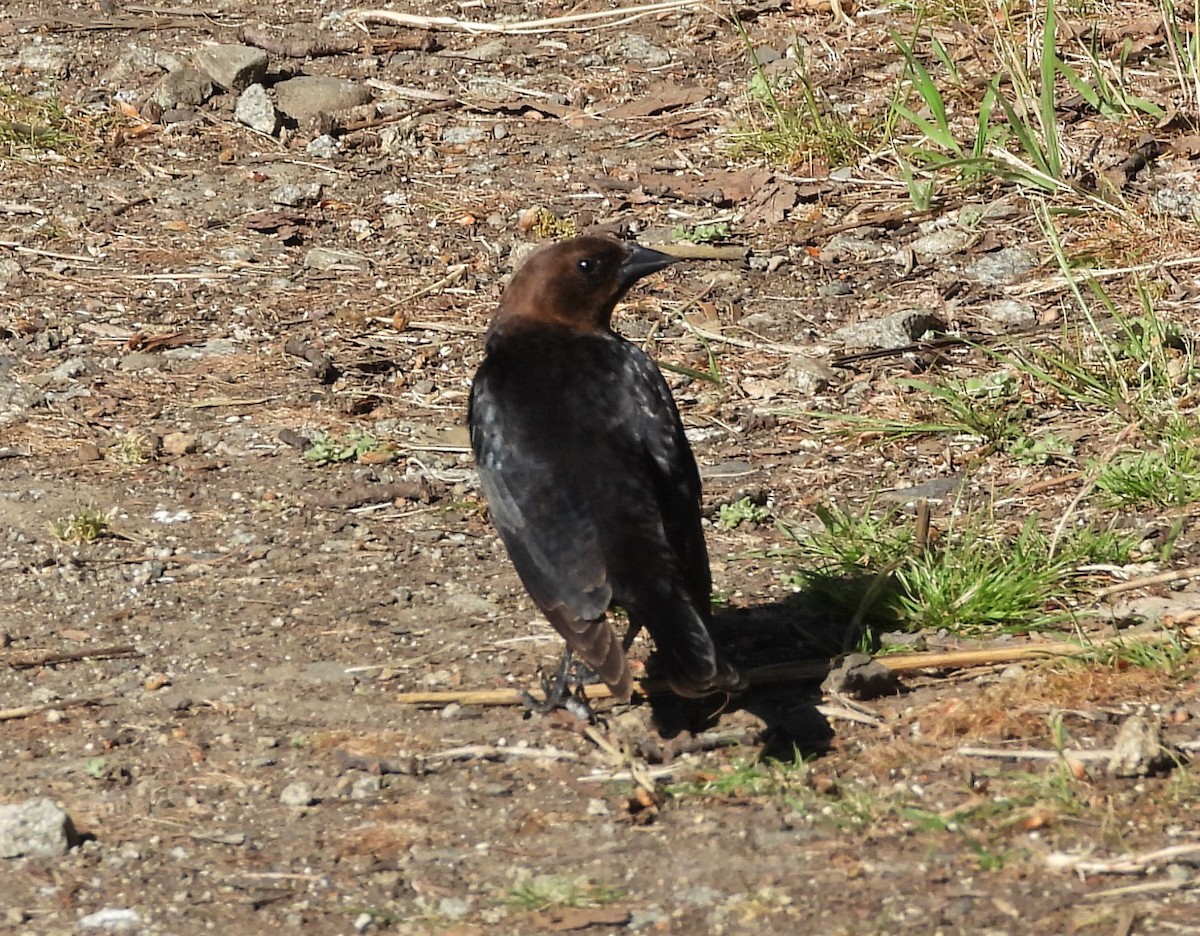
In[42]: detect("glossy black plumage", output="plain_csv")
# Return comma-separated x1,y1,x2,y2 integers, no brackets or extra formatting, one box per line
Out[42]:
468,236,743,700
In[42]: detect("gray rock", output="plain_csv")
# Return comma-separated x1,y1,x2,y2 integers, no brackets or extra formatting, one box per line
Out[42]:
1107,714,1172,778
0,797,78,858
235,84,279,135
823,232,891,261
833,310,941,350
446,592,498,616
305,134,341,158
350,775,383,799
304,247,371,271
149,67,213,109
160,107,198,125
964,246,1039,286
606,34,671,67
979,298,1036,326
274,76,373,123
821,653,900,700
118,353,169,372
910,227,972,258
442,126,487,145
438,897,470,921
0,257,23,280
1151,185,1200,222
818,280,853,298
102,45,166,84
0,378,46,413
629,907,670,930
786,356,836,395
465,38,508,62
77,908,141,932
193,44,268,92
271,183,323,207
279,781,317,807
10,44,72,77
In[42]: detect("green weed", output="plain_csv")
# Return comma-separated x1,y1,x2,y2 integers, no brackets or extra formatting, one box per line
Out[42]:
668,753,809,799
112,431,154,466
0,85,81,157
728,17,875,168
50,506,113,544
718,496,770,529
783,504,1137,636
504,876,622,912
672,221,731,244
305,429,389,466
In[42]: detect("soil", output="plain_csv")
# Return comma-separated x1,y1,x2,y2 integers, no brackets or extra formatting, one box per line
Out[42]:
1,2,1199,934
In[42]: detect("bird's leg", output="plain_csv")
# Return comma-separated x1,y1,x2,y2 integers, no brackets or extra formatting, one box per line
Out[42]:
521,647,598,722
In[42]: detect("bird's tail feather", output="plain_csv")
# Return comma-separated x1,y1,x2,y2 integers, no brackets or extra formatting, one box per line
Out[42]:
544,606,633,701
632,595,746,698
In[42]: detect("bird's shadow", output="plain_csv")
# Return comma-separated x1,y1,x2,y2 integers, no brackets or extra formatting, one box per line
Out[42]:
641,572,907,761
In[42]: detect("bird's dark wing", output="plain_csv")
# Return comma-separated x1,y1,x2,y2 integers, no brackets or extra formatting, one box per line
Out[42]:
468,352,631,696
604,343,745,696
619,345,711,609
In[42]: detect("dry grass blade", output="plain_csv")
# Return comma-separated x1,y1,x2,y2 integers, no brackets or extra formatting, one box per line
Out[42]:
352,1,703,35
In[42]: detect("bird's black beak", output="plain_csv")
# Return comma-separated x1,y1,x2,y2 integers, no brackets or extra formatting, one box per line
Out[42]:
617,243,678,288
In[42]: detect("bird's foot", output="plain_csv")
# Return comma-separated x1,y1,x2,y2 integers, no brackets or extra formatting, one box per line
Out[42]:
521,652,598,722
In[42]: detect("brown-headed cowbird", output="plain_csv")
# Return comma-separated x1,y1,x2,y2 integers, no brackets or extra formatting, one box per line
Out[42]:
468,236,744,701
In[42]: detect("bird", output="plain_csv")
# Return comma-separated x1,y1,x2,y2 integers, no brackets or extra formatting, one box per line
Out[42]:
468,235,745,703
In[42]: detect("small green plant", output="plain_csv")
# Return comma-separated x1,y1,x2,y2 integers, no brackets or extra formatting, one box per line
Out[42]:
898,372,1030,446
1010,431,1074,466
0,84,81,157
785,502,913,575
784,505,1138,636
1094,444,1200,508
727,16,873,167
50,506,112,544
672,221,731,244
717,496,770,529
112,431,154,466
305,429,386,466
668,753,809,799
529,209,577,240
504,876,622,912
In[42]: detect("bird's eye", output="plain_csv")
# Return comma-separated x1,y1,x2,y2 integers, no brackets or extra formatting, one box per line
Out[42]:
576,257,600,276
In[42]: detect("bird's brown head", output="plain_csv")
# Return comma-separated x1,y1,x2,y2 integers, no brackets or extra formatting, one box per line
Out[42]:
492,236,677,334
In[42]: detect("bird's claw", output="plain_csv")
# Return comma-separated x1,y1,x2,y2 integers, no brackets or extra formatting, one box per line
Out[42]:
520,657,598,722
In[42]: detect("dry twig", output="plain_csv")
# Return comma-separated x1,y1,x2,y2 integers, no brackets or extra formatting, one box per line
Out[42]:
5,644,141,669
0,696,106,722
1047,843,1200,876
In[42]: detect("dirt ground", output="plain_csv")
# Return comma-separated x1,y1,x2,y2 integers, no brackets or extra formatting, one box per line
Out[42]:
1,1,1199,934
